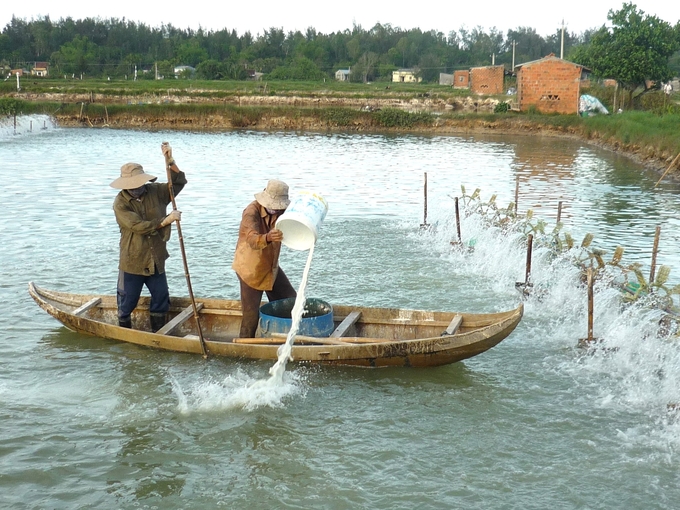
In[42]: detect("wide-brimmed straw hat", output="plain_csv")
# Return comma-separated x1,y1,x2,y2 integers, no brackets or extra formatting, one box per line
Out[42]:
255,179,290,210
110,163,157,190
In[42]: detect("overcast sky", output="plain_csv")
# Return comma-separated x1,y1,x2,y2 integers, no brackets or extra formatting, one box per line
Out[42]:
1,1,678,38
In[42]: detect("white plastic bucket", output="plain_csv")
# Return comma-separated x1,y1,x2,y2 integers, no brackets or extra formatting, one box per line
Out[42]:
276,191,328,250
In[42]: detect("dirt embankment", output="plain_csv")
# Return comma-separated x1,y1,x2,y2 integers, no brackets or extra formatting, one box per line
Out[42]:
27,91,677,175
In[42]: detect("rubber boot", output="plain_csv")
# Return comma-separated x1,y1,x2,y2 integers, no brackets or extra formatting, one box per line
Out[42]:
119,317,132,329
150,313,167,333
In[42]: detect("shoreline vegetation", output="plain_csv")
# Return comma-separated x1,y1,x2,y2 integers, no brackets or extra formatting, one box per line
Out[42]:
3,79,680,178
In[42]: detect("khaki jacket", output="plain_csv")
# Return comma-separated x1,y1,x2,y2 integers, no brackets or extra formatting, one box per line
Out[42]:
232,201,282,291
113,171,186,275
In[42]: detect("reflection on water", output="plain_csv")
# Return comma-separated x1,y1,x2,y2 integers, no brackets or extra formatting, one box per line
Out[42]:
2,120,680,508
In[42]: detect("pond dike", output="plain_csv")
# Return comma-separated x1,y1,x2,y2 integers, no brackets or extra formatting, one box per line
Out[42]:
24,91,677,176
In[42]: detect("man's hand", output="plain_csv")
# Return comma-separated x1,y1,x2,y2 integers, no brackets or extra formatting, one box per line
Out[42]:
266,229,283,242
161,142,173,159
161,210,181,227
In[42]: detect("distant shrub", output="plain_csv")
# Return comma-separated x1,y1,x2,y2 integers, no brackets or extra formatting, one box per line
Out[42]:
321,108,360,126
0,97,26,115
494,101,509,113
373,108,434,128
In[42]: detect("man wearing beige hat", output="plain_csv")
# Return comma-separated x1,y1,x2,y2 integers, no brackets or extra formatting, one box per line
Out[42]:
232,179,297,338
110,143,186,332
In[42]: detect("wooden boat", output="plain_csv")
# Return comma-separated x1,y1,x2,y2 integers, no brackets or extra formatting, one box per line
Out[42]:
28,282,523,368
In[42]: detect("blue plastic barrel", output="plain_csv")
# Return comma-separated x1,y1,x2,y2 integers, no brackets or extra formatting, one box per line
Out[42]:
257,297,334,338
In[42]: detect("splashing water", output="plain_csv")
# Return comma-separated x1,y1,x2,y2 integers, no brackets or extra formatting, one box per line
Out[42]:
0,114,57,140
421,195,680,441
170,368,307,414
175,244,317,413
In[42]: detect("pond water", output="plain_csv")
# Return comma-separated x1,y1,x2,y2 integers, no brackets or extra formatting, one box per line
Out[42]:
2,116,680,509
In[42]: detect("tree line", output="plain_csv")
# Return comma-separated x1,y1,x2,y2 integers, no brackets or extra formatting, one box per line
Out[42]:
1,3,678,87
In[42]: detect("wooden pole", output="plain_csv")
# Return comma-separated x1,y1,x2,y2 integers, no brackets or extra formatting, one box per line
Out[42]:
587,268,594,341
654,152,680,187
556,201,563,224
514,176,519,215
162,142,208,358
455,197,461,243
421,172,428,228
577,267,597,347
649,225,661,283
515,234,533,296
524,233,533,285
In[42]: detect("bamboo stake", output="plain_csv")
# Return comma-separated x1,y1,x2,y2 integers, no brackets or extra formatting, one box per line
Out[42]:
578,267,598,347
649,225,661,283
557,201,563,224
654,152,680,187
162,142,208,359
515,233,533,296
455,197,462,243
420,172,429,228
450,196,463,247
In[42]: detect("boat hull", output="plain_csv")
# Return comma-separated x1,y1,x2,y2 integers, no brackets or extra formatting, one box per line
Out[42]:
28,282,523,368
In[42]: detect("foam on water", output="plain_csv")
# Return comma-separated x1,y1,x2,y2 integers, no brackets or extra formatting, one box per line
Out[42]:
170,368,307,414
423,198,680,453
170,245,317,413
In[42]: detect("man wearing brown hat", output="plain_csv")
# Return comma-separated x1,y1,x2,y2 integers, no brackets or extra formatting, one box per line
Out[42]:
110,143,186,332
232,179,297,338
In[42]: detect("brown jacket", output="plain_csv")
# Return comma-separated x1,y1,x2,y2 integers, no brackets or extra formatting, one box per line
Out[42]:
113,171,186,275
232,201,282,290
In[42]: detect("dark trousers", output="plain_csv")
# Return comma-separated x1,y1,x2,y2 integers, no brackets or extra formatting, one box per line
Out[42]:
238,268,296,338
117,269,170,320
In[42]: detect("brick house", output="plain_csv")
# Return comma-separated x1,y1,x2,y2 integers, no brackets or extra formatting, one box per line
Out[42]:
470,65,504,95
515,54,587,114
453,70,470,89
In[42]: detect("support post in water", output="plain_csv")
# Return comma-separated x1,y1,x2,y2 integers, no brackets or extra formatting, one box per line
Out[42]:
649,225,661,283
514,176,519,215
450,197,465,248
557,200,563,225
420,172,429,229
578,267,599,347
515,233,533,297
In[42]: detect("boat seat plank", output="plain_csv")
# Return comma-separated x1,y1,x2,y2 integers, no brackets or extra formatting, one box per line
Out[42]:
157,303,203,336
73,297,101,316
442,314,463,336
330,311,362,338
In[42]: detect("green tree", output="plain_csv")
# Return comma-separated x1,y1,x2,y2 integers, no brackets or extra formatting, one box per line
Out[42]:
176,39,209,67
51,35,99,76
571,3,680,93
268,56,326,80
196,59,224,79
352,51,378,82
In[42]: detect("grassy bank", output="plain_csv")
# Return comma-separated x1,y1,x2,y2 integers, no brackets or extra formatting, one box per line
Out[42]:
2,79,680,172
